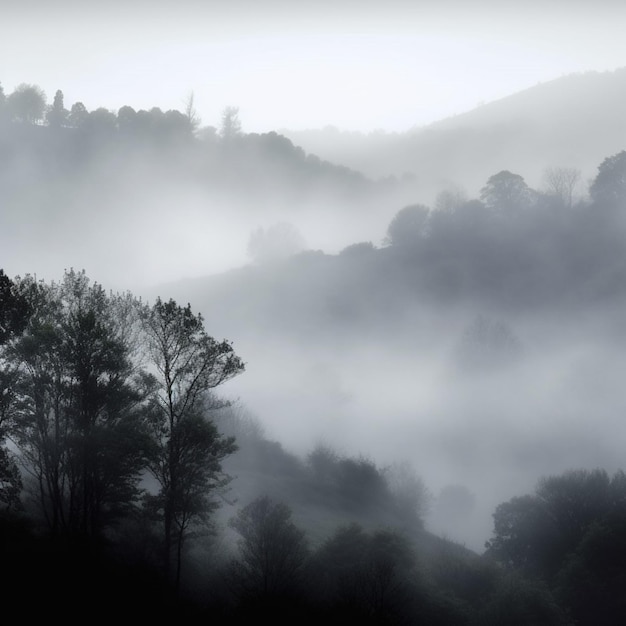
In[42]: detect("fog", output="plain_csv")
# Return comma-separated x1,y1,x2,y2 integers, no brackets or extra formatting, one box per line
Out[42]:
5,124,626,552
167,288,623,552
5,3,626,564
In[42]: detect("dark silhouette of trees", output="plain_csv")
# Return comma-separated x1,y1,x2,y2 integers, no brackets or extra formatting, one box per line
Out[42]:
141,297,244,590
68,101,88,129
476,574,567,626
0,270,31,345
309,523,418,623
46,90,68,128
590,150,626,206
0,270,31,510
385,204,430,246
228,496,309,601
487,469,626,580
486,469,626,624
480,170,534,210
555,510,626,626
6,270,151,536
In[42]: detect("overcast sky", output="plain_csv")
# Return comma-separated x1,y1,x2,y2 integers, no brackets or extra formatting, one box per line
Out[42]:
3,1,626,133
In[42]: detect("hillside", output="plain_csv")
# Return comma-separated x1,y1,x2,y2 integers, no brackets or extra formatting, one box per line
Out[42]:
282,68,626,201
0,107,415,292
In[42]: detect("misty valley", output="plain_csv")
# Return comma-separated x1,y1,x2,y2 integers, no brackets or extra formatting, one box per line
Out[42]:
3,74,626,624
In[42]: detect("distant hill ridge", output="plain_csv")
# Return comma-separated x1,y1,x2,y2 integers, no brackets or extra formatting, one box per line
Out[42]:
282,68,626,199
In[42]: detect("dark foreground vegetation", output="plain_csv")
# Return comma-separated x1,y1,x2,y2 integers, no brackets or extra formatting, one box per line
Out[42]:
3,80,626,624
2,268,626,625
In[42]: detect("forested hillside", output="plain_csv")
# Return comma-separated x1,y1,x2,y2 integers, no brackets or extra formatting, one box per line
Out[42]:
283,68,626,201
0,82,416,291
3,76,626,624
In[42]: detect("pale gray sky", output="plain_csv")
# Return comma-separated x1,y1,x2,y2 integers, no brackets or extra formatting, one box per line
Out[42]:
2,0,626,132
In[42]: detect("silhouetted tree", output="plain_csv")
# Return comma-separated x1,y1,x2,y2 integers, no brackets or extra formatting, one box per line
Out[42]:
46,90,68,128
0,270,31,345
116,105,137,135
590,150,626,206
67,101,89,129
0,270,31,510
8,270,151,536
86,107,117,137
6,83,46,124
555,510,626,626
480,170,534,211
310,523,417,622
385,204,430,246
486,468,626,583
228,496,309,601
476,573,567,626
434,185,468,212
385,460,432,526
141,297,244,590
183,91,201,133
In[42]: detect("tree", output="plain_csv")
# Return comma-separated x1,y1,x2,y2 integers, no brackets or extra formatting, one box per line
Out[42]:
247,222,306,264
182,91,201,133
477,574,567,626
85,107,117,136
46,89,68,128
6,83,46,124
542,166,581,209
141,297,244,589
0,271,31,511
310,523,417,622
0,270,31,346
220,105,242,140
228,496,309,601
555,511,626,626
480,170,534,211
485,495,559,575
590,151,626,206
385,461,433,526
385,204,430,246
68,102,89,129
8,270,151,536
434,185,468,213
486,468,626,581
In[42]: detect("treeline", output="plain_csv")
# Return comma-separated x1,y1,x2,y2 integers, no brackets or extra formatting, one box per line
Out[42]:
217,467,626,625
189,149,626,345
0,81,398,207
377,157,626,310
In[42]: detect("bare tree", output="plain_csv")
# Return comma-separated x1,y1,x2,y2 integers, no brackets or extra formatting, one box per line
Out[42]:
182,91,201,133
228,496,309,600
542,166,581,208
